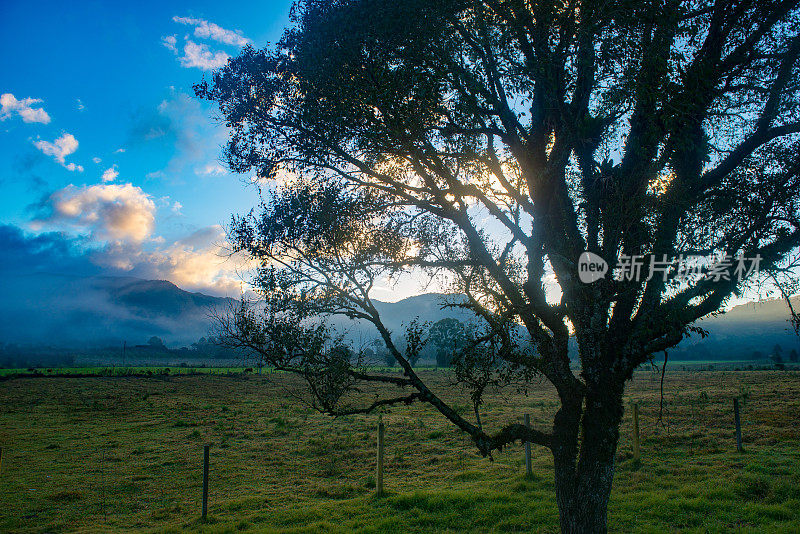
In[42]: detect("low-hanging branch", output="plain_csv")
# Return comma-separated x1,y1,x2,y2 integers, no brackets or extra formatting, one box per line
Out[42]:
199,1,800,530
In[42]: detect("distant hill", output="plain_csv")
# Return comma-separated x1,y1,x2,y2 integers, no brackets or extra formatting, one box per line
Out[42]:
98,277,228,318
327,293,477,346
0,273,797,359
0,274,236,347
333,293,800,360
673,296,800,360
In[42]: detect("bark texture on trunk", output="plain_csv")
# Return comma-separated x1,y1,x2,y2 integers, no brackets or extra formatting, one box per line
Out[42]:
553,386,624,534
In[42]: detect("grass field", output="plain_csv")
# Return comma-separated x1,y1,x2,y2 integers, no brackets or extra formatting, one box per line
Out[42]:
0,367,255,378
1,369,799,532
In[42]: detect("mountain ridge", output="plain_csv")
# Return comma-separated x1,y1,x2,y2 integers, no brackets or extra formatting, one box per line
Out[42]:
0,274,797,359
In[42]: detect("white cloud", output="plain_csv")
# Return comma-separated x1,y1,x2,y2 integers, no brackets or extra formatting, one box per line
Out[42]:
155,196,184,216
172,16,250,47
26,179,246,296
151,226,248,295
93,225,249,296
33,133,83,171
37,183,156,242
101,166,119,182
114,148,126,153
75,99,85,111
196,161,227,176
162,17,246,71
152,91,225,174
1,93,51,124
162,34,178,53
136,90,230,181
34,133,78,163
179,40,229,70
92,157,102,164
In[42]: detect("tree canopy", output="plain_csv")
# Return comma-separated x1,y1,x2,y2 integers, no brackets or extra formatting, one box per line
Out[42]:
429,318,468,367
199,0,800,530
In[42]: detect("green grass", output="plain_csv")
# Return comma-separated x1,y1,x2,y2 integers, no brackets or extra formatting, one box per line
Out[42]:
0,365,422,378
0,366,265,378
1,370,799,532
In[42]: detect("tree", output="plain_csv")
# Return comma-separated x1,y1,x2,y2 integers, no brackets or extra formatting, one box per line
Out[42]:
199,1,800,531
365,338,394,367
148,336,166,349
790,348,799,362
772,343,784,363
429,318,468,367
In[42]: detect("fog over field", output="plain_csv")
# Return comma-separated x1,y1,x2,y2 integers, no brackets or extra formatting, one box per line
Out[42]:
1,268,798,361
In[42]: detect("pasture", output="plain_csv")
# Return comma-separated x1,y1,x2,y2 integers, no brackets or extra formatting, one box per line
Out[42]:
1,369,799,532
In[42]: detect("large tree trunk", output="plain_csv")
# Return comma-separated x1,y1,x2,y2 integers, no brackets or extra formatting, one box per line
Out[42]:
552,386,624,533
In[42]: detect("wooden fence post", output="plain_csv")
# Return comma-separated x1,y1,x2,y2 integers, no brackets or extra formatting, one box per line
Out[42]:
632,403,640,462
524,414,532,478
202,445,210,519
376,415,385,496
733,398,743,452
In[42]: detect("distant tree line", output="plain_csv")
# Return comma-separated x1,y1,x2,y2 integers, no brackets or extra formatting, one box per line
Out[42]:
0,335,245,368
768,344,799,365
360,318,472,368
0,343,76,369
3,328,797,369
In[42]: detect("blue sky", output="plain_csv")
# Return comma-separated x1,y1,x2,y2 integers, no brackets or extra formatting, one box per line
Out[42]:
0,0,295,296
1,1,776,307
